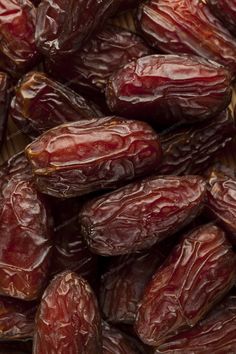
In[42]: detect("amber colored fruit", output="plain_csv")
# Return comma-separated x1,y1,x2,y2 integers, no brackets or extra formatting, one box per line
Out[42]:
35,0,125,58
0,0,39,77
159,109,235,175
135,224,236,346
45,25,152,94
80,175,206,256
137,0,236,75
10,71,103,139
206,0,236,36
25,117,162,198
106,54,232,126
0,72,10,148
152,292,236,353
33,271,102,354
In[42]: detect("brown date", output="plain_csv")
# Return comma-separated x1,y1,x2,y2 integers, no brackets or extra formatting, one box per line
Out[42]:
159,109,235,175
153,292,236,353
137,0,236,75
45,25,152,94
35,0,125,58
33,271,102,354
0,0,39,77
0,72,10,148
10,71,103,139
0,152,32,187
135,224,236,346
206,0,236,36
25,117,162,198
105,55,231,126
80,175,206,256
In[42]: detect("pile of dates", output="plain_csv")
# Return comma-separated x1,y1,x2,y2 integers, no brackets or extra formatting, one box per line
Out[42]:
1,0,236,353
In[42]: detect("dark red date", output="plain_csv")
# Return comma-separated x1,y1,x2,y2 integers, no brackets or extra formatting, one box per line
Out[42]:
105,55,232,126
137,0,236,75
80,175,206,255
206,0,236,36
10,71,103,139
0,72,10,148
33,271,102,354
25,117,162,198
135,224,236,346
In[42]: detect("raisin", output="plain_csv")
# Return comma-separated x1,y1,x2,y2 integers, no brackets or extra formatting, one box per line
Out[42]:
206,0,236,36
0,0,39,77
45,25,152,94
159,109,235,175
135,224,236,346
25,117,162,198
137,0,236,75
79,175,206,256
33,271,102,354
153,292,236,353
35,0,126,58
10,71,103,139
105,54,232,126
0,72,10,148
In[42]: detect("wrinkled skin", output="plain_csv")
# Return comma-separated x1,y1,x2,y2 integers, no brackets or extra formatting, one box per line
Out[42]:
25,117,162,198
0,0,39,77
45,25,152,94
35,0,125,57
135,224,236,346
152,292,236,353
0,72,10,148
207,0,236,36
10,71,103,139
0,152,31,186
0,296,36,340
159,110,235,175
106,55,232,126
80,175,206,255
137,0,236,75
33,271,102,354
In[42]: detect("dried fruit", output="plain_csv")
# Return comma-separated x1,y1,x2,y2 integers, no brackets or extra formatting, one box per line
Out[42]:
80,175,206,256
0,72,10,148
33,271,102,354
0,152,32,187
159,109,235,175
10,71,103,139
0,0,39,77
153,292,236,353
25,117,162,198
35,0,125,57
106,55,232,126
137,0,236,75
206,0,236,36
45,25,152,94
135,224,236,346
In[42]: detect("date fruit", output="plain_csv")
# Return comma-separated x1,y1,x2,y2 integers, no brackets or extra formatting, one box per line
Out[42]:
10,72,103,139
0,0,39,77
33,271,102,354
80,175,206,256
46,25,152,94
159,109,235,175
0,152,32,187
137,0,236,75
135,224,236,346
0,72,10,148
36,0,125,57
106,55,231,126
206,0,236,36
25,117,162,198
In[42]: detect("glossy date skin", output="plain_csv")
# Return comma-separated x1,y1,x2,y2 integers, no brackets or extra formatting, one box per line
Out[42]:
10,72,103,139
36,0,125,58
25,117,162,198
105,55,232,126
0,72,10,148
159,109,235,175
33,271,102,354
135,224,236,346
206,0,236,36
80,175,206,256
137,0,236,75
0,0,39,77
45,25,152,94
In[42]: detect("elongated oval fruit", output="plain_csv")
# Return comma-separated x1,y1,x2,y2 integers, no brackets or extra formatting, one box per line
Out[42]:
25,117,162,198
152,292,236,353
105,55,231,126
10,72,103,139
206,0,236,36
137,0,236,75
0,72,10,149
33,271,102,354
80,175,206,256
135,224,236,346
